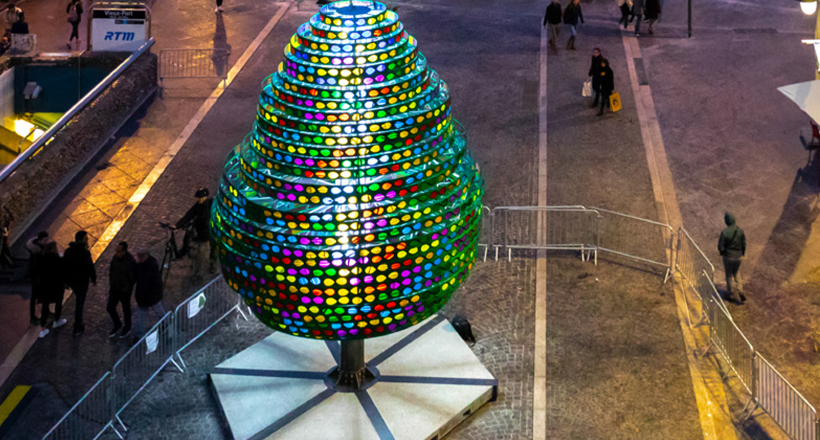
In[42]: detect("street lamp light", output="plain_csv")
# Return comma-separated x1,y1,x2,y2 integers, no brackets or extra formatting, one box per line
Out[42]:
798,0,820,78
800,0,818,15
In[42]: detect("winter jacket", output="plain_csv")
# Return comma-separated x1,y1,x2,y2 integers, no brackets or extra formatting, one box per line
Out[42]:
25,237,44,278
135,255,163,308
543,2,562,25
644,0,661,19
10,20,27,34
632,0,645,15
177,198,213,243
597,63,615,94
718,213,746,259
36,251,64,304
66,2,83,23
110,252,137,296
563,3,584,26
589,54,604,86
4,6,20,27
63,241,96,288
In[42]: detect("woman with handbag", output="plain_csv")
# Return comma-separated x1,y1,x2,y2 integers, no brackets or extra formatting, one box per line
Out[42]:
596,59,615,116
66,0,83,50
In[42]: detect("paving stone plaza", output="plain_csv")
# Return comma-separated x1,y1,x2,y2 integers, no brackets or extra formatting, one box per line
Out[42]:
2,0,820,439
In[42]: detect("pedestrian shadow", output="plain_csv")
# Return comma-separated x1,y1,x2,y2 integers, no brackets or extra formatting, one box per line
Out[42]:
212,13,231,80
748,164,820,294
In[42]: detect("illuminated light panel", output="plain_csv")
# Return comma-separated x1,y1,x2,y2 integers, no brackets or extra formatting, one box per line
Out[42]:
211,0,484,340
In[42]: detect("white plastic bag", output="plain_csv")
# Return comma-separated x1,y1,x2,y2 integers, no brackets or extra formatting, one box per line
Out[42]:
582,79,593,98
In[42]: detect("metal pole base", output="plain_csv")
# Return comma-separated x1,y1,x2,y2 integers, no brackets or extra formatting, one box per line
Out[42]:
326,339,378,392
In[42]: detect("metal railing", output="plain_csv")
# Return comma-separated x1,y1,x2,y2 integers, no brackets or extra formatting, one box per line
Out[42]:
0,38,155,187
492,206,599,262
43,275,243,440
158,48,229,86
592,207,674,282
41,373,113,440
675,227,715,297
753,355,818,440
109,313,180,435
173,277,243,370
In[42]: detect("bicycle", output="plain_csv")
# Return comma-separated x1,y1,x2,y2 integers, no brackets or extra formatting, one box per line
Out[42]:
158,222,192,285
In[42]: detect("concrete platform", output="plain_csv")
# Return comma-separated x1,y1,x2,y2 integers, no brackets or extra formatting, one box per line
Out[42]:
210,315,497,440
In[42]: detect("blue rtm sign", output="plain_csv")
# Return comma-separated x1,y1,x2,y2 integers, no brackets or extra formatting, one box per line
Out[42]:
104,31,135,41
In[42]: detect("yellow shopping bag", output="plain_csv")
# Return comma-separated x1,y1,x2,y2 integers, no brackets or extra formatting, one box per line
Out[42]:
609,91,622,113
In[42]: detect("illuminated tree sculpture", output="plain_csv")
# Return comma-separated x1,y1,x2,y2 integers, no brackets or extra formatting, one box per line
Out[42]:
211,1,483,357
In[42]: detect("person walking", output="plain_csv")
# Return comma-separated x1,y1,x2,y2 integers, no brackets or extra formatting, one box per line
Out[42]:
63,230,96,336
588,48,604,108
107,242,136,339
718,212,746,303
562,0,584,50
10,11,27,35
25,231,49,325
644,0,661,34
215,0,224,13
66,0,83,49
596,59,614,116
176,187,216,279
543,0,562,55
0,207,14,268
632,0,645,36
37,242,66,339
134,249,166,338
4,2,21,34
617,0,632,29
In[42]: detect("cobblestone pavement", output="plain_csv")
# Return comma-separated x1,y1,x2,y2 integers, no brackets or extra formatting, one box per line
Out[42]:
2,1,544,439
0,0,286,367
640,0,820,410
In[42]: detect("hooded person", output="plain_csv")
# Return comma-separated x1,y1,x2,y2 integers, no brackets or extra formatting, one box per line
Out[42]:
718,212,746,303
107,241,137,338
36,241,66,338
25,231,48,325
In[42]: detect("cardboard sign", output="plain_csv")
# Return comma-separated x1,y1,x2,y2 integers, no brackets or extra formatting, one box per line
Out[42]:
145,330,159,355
188,293,207,319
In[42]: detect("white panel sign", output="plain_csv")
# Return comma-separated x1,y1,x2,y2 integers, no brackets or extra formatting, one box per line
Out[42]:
91,8,148,52
188,293,207,319
145,330,159,354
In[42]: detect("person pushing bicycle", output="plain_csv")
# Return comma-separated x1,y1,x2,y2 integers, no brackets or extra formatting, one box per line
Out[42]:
175,187,216,279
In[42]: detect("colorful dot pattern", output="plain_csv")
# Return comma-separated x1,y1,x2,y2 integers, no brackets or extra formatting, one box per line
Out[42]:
211,0,484,340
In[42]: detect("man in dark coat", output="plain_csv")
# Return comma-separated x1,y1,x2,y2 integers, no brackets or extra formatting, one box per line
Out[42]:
37,242,66,338
176,187,215,279
107,242,136,338
718,212,746,303
62,230,96,336
25,230,48,325
596,59,615,116
562,0,584,50
543,0,562,55
134,249,166,337
588,48,603,108
632,0,645,36
644,0,661,34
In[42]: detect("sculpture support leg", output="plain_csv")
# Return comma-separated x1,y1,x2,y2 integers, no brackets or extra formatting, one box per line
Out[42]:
328,340,376,392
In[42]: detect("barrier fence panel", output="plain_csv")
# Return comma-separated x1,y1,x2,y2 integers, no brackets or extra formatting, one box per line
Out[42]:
700,276,754,395
755,355,818,440
174,275,241,369
42,373,113,440
110,313,178,430
158,49,230,84
492,206,598,262
478,205,492,261
591,207,674,282
675,227,715,312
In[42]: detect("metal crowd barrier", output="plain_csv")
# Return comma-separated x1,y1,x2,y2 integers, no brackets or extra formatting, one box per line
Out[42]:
753,355,818,440
700,275,753,395
591,207,674,282
492,206,599,262
174,276,243,370
109,313,179,436
675,227,715,297
478,205,492,262
41,373,113,440
158,48,230,86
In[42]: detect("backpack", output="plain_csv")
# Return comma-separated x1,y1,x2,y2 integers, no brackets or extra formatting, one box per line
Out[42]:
67,4,78,23
451,315,476,346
